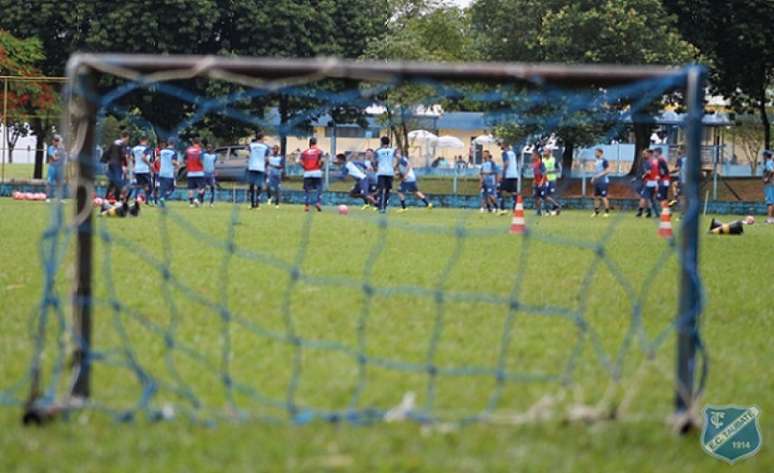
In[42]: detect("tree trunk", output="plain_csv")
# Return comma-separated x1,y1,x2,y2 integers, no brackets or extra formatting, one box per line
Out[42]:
31,118,45,179
561,140,574,178
759,96,770,151
629,122,653,176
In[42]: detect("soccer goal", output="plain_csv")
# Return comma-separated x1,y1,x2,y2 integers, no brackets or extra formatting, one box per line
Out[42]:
17,54,706,430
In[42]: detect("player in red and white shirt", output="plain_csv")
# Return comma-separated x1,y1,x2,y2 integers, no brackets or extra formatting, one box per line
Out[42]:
298,137,325,212
185,137,205,207
636,148,659,218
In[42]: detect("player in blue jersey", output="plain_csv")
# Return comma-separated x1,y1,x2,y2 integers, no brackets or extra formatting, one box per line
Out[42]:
130,135,153,203
498,143,520,215
247,131,269,209
479,150,499,213
337,153,377,208
267,144,284,208
202,142,218,207
375,136,396,213
590,148,611,217
157,139,178,207
396,149,432,213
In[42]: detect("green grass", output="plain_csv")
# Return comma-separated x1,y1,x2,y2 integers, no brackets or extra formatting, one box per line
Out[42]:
0,200,771,472
0,163,36,181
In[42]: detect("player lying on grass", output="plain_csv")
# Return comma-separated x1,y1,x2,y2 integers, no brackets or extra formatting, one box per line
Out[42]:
396,148,432,213
590,147,611,217
480,150,499,213
709,216,755,235
336,153,377,208
266,144,284,208
299,137,325,212
98,196,142,218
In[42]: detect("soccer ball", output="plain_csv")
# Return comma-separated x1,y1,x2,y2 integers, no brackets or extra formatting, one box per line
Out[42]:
745,215,755,225
11,191,20,200
338,204,349,216
193,199,201,208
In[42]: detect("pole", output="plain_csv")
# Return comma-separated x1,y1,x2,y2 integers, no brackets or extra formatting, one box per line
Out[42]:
675,66,705,430
327,123,335,190
69,64,97,400
2,78,7,183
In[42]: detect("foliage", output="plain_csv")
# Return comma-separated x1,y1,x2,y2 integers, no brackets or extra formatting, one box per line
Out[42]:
663,0,774,149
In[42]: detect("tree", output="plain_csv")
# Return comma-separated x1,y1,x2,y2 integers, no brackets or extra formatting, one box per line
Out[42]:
0,31,57,174
663,0,774,150
471,0,697,175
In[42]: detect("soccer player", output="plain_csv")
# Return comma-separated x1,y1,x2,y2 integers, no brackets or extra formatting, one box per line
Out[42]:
130,135,153,203
763,150,774,224
636,148,659,218
498,143,520,215
375,136,396,213
669,146,687,210
202,142,218,207
267,144,284,208
590,147,611,217
337,153,377,208
364,148,379,207
479,149,499,213
542,147,562,215
150,143,161,206
396,148,432,212
654,147,671,205
531,150,547,216
157,139,178,207
45,134,65,202
104,130,130,202
298,137,325,212
247,131,269,209
185,137,206,207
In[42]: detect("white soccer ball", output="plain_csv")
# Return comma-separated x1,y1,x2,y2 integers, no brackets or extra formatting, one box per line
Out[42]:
193,199,200,208
745,215,755,225
338,204,349,216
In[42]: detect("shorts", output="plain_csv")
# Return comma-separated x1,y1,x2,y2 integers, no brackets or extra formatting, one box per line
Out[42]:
47,165,62,185
187,175,205,190
533,185,546,199
135,173,151,188
246,170,265,187
204,173,216,187
765,184,774,205
368,181,378,194
351,178,369,196
594,182,608,197
399,180,418,193
303,177,322,192
640,185,657,199
268,174,281,190
377,175,393,191
500,178,518,193
657,184,669,201
107,166,125,188
159,177,175,197
481,184,497,199
546,181,557,195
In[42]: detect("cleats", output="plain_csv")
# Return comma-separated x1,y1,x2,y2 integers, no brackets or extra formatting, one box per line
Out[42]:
398,208,407,214
427,203,433,209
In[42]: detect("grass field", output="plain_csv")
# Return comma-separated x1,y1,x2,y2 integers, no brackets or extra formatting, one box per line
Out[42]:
0,199,771,472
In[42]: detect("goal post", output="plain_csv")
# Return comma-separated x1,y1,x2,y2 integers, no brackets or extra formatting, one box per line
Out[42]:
22,54,706,429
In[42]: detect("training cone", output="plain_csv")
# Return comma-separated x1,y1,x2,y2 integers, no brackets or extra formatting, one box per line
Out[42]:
510,195,526,235
658,201,673,239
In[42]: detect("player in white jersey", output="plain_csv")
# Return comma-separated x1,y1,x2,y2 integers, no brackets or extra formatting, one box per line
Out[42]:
202,142,218,207
247,131,269,209
266,144,284,208
337,153,377,208
590,148,611,217
498,143,520,215
375,136,396,213
130,135,153,203
157,138,179,207
479,150,499,213
396,149,432,213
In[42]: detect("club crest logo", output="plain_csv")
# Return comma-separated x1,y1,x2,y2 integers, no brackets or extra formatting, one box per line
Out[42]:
701,405,762,464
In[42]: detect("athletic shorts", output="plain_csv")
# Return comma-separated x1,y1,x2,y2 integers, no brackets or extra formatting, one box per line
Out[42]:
107,166,125,188
268,174,281,190
594,182,609,197
765,184,774,205
351,178,369,196
303,177,322,192
135,173,151,188
500,178,518,193
377,175,393,191
187,175,205,190
640,185,657,199
481,184,497,199
204,173,216,187
159,177,175,197
533,185,546,199
546,181,557,195
399,180,418,193
246,170,265,187
657,184,670,201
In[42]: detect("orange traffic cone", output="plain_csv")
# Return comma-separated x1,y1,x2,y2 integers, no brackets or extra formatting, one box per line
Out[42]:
510,195,526,235
658,201,673,239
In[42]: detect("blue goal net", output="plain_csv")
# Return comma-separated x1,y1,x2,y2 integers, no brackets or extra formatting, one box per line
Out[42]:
2,56,707,428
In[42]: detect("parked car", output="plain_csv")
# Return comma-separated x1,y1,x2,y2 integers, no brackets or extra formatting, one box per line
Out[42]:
177,145,249,182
